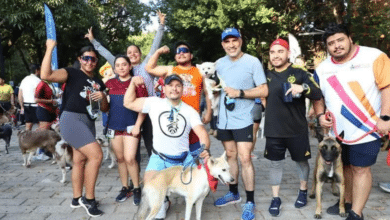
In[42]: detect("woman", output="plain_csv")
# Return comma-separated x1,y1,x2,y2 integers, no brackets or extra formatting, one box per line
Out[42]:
41,39,109,218
85,10,166,156
105,55,147,205
34,80,58,129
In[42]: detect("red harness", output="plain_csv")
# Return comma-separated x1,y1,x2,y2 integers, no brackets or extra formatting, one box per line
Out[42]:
198,162,218,192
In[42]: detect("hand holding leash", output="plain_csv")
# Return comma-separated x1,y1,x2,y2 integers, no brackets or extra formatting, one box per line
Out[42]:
200,147,210,161
376,118,390,136
318,113,333,128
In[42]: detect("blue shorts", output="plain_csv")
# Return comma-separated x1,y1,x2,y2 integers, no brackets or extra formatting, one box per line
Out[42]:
341,139,381,167
145,153,195,171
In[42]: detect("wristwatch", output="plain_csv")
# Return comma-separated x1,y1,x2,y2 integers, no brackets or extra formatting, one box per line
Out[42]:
239,89,245,99
302,83,309,93
380,115,390,121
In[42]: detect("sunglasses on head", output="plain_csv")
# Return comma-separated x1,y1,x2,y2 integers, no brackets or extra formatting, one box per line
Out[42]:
81,56,98,63
176,47,190,54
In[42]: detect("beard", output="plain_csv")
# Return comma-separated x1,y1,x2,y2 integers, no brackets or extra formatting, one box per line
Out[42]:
331,43,352,60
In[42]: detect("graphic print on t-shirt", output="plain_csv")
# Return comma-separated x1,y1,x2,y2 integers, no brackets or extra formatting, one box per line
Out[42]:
158,111,187,138
179,74,196,97
79,79,102,99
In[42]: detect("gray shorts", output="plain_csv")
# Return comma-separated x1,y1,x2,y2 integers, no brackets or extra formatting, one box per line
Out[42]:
60,111,96,149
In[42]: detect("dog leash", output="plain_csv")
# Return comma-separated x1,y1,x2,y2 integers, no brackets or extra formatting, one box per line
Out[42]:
325,111,381,144
180,144,205,185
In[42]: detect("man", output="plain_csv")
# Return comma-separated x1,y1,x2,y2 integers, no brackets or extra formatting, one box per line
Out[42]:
313,23,390,220
213,27,268,220
0,76,15,112
145,41,213,150
18,64,41,130
123,74,210,220
264,39,322,217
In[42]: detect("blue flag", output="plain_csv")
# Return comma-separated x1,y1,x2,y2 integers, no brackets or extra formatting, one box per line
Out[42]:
44,4,59,87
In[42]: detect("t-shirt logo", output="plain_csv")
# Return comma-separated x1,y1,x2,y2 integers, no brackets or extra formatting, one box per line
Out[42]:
158,111,187,137
79,79,101,99
287,75,296,83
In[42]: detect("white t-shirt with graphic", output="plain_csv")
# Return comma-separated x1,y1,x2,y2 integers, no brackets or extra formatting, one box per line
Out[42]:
142,97,202,156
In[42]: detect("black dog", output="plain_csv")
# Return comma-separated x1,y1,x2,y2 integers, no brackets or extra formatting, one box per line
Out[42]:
0,124,12,154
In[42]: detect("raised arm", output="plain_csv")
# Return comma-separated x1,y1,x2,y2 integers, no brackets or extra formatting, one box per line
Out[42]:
85,27,115,66
124,76,147,113
40,40,68,83
144,45,171,77
143,10,166,65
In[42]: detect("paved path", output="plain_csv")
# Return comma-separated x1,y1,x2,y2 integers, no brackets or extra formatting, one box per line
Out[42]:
0,119,389,220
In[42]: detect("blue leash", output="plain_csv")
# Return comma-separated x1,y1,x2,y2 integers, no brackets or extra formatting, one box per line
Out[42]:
180,144,205,185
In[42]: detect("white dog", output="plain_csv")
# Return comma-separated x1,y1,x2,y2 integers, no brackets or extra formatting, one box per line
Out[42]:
196,62,222,117
136,152,234,220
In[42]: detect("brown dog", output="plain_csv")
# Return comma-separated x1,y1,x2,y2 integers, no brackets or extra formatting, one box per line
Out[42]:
309,132,346,219
18,129,62,167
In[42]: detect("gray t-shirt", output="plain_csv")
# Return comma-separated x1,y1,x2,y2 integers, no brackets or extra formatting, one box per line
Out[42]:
216,53,266,129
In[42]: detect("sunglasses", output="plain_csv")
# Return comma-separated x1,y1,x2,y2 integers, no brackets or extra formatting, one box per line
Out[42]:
176,47,190,54
81,56,98,63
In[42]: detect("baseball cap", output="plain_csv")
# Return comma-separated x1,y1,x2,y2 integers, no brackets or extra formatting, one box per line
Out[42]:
221,28,241,41
270,38,290,50
164,74,183,85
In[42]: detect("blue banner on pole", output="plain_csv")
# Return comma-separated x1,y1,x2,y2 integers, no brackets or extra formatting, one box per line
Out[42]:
44,4,59,87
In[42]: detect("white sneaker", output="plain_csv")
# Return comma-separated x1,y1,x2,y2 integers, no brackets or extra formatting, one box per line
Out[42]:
379,182,390,193
155,198,170,219
33,154,51,161
40,154,51,161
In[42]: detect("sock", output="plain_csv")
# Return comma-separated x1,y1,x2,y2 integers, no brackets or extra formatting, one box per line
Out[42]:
300,189,307,193
246,191,254,203
229,184,238,195
86,198,96,203
73,196,81,202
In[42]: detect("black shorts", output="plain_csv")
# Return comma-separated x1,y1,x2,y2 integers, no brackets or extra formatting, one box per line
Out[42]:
36,106,56,122
23,104,38,123
0,101,11,112
341,139,381,167
217,124,253,142
264,133,311,162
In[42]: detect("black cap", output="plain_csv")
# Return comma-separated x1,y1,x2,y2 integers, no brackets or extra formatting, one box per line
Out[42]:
164,74,183,85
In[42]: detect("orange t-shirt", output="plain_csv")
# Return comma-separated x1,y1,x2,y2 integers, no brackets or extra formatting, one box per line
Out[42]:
172,66,203,145
172,66,203,112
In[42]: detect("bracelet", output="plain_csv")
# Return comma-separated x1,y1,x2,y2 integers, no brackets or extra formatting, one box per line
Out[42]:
316,113,325,120
203,148,210,153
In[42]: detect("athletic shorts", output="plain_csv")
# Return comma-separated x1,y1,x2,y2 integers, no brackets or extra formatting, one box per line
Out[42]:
36,106,56,122
217,124,253,142
252,103,263,123
341,139,381,167
265,133,311,162
145,153,194,171
23,105,38,123
60,111,96,149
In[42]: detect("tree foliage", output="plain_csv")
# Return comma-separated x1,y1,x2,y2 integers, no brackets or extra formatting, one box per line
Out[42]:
0,0,151,83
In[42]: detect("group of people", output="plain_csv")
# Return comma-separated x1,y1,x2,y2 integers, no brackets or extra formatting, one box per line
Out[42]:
33,14,390,220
